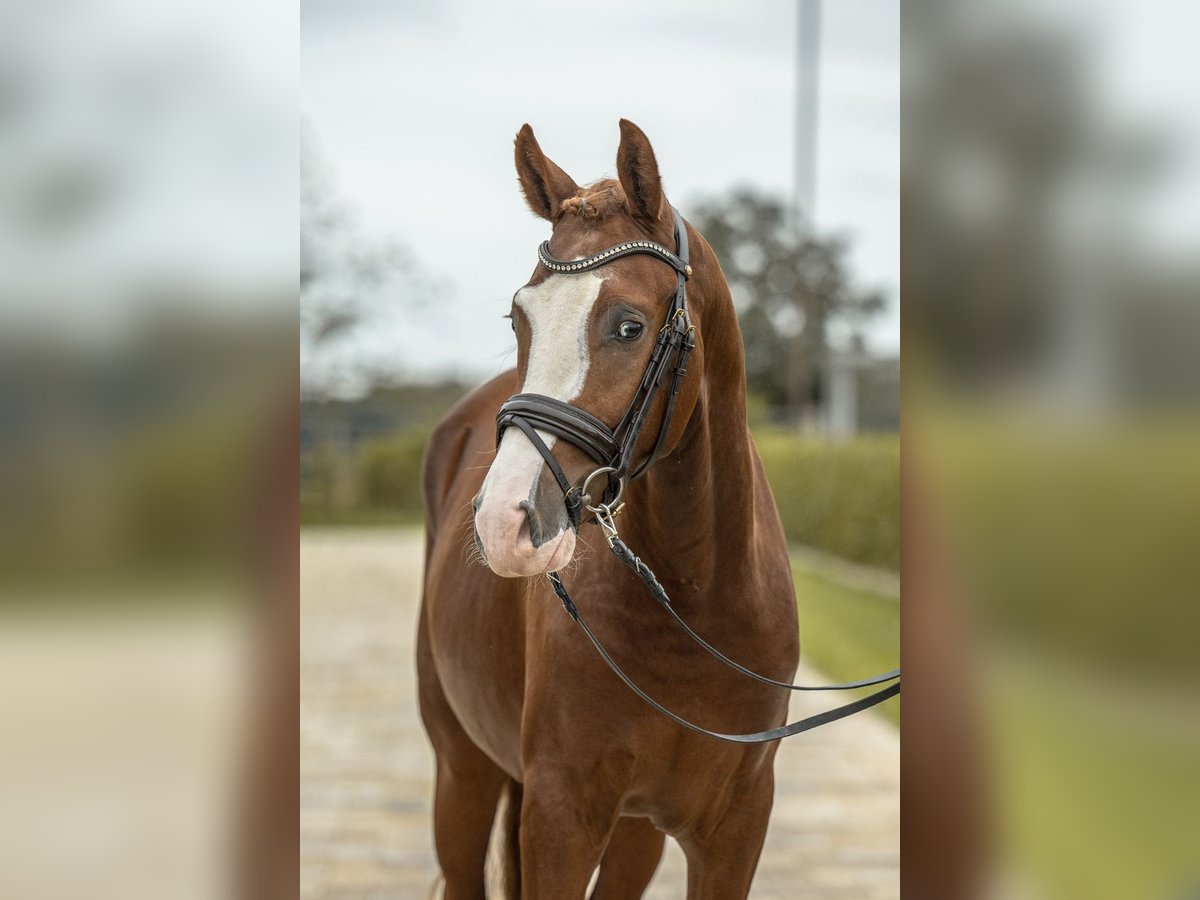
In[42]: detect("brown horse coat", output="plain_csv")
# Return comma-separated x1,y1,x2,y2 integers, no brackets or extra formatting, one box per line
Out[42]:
418,120,798,899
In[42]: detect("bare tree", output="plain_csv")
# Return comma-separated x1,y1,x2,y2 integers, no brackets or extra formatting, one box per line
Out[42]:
301,123,440,398
688,189,884,422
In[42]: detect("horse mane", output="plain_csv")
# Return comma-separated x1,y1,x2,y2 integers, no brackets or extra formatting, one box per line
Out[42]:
559,179,625,221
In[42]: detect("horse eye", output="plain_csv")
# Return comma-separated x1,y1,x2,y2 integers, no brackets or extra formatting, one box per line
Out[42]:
616,320,644,341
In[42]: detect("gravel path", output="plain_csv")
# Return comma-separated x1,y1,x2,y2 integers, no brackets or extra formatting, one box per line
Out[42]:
301,528,899,899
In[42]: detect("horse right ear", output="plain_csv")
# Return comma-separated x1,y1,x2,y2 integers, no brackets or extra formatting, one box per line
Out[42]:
514,124,578,221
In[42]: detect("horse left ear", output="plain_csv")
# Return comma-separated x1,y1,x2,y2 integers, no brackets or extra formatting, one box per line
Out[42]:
616,119,665,223
514,124,578,222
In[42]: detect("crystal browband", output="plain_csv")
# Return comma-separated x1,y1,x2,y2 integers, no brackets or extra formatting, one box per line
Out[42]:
537,239,692,279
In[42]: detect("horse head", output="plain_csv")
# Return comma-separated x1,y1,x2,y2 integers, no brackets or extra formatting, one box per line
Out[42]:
473,120,703,577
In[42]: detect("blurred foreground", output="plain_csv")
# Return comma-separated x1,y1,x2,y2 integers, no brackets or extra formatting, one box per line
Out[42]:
905,0,1200,896
0,0,295,896
0,608,251,900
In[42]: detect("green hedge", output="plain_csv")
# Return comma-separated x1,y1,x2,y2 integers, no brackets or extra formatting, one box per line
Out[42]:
300,433,427,525
754,431,900,571
357,433,427,514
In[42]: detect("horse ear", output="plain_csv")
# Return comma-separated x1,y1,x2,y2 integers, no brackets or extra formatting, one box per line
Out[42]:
514,124,578,221
616,119,665,223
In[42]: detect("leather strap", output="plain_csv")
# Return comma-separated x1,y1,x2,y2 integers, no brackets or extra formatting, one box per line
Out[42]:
496,394,619,467
671,206,690,306
609,537,900,692
538,237,690,279
504,417,585,528
632,327,694,478
549,572,901,744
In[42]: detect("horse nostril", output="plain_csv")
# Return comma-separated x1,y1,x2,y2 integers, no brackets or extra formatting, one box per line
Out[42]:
518,500,544,547
472,493,484,515
518,499,564,550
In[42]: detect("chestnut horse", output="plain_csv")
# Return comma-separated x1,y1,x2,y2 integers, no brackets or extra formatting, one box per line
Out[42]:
419,120,799,898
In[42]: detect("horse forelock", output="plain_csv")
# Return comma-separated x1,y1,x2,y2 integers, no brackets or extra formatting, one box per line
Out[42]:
558,179,625,222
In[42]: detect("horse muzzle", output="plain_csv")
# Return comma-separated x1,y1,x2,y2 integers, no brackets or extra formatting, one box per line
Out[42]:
473,436,577,577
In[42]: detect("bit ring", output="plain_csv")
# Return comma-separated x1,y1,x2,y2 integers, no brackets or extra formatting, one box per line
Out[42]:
581,466,626,514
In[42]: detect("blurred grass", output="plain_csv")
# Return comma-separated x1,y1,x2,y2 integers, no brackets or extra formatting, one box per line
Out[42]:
990,655,1200,898
791,557,900,726
927,418,1200,684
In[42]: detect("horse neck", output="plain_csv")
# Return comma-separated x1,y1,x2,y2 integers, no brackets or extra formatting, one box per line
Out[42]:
619,264,758,597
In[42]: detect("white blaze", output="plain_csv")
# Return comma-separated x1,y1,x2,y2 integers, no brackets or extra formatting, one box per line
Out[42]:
475,272,603,571
515,272,603,403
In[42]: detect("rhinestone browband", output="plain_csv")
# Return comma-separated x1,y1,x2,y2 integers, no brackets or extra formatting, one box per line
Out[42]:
537,239,692,279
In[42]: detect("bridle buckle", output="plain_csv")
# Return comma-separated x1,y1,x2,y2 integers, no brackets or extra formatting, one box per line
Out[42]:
660,307,689,335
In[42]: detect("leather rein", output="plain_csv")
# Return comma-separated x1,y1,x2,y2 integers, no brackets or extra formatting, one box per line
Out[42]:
495,208,900,743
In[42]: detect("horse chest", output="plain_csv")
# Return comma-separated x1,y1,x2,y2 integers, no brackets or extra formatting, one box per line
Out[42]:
425,567,528,775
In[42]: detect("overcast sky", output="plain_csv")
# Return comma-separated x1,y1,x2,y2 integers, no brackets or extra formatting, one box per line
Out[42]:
302,0,899,381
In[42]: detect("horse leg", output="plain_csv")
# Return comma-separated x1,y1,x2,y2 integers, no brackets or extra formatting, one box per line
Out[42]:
679,774,774,900
431,753,507,900
417,605,507,900
590,816,666,899
518,770,623,899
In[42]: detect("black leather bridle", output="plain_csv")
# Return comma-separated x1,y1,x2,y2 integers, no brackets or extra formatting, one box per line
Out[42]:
496,208,697,529
494,207,900,743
